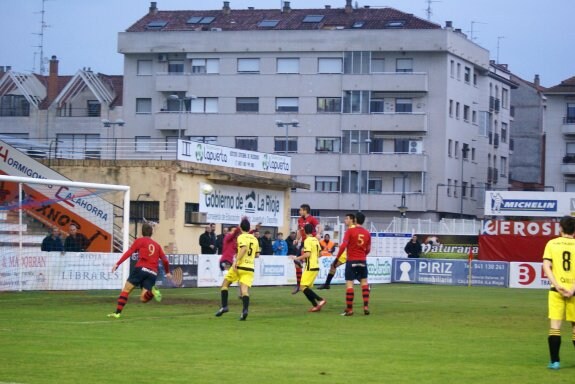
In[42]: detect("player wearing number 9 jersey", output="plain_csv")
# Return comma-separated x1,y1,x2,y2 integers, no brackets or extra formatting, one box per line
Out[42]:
108,223,171,319
216,218,260,320
542,215,575,370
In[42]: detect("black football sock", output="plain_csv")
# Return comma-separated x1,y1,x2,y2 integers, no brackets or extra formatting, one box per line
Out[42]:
325,272,334,285
221,289,229,308
303,288,318,306
548,329,561,363
242,295,250,312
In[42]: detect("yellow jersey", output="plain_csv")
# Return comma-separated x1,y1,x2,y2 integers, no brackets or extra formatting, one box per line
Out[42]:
236,232,260,271
303,236,321,271
543,236,575,289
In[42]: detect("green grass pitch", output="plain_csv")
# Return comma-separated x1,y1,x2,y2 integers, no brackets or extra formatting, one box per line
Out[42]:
0,284,574,384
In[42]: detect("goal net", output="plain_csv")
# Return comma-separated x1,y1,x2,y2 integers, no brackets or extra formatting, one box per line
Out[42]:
0,174,130,291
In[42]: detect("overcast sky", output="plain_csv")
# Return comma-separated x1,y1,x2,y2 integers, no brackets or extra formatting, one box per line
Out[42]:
1,0,573,86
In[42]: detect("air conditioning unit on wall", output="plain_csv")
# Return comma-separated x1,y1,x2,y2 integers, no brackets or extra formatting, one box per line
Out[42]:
158,54,167,62
408,140,422,154
190,212,207,224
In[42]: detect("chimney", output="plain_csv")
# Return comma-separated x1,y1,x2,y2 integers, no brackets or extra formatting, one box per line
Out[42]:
223,1,231,15
248,6,254,10
345,0,353,13
149,1,158,15
325,5,331,9
47,55,59,104
534,74,540,87
282,1,291,13
445,21,453,29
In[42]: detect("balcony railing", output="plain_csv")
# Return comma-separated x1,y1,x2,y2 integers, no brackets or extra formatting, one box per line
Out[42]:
564,116,575,124
56,107,101,118
0,107,30,117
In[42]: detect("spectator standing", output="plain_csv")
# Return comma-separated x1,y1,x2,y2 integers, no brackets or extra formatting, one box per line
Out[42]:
273,232,288,256
215,226,229,254
199,223,216,254
64,223,90,252
259,230,274,255
404,235,422,258
41,227,64,252
286,231,299,256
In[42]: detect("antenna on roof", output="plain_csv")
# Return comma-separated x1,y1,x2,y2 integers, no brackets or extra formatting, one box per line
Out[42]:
425,0,440,21
33,0,52,75
468,20,487,41
496,36,505,64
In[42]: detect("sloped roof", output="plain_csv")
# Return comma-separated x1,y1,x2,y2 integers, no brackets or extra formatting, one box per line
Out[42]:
545,76,575,94
126,6,440,33
0,72,46,108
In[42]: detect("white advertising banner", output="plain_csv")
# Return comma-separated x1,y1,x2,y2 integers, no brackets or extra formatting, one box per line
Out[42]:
0,249,122,291
484,191,575,217
178,140,291,175
199,183,284,226
509,262,550,289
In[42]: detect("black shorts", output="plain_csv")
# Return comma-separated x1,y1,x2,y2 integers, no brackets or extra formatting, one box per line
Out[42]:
127,267,158,291
220,261,232,271
345,261,368,282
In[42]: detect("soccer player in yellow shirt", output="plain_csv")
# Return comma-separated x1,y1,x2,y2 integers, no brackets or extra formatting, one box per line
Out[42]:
542,215,575,370
290,223,326,312
215,218,260,321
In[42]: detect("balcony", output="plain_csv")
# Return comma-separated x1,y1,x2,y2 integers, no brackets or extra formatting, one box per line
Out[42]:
493,133,499,148
342,72,428,92
561,116,575,135
343,153,427,172
342,113,427,132
489,97,500,113
562,155,575,174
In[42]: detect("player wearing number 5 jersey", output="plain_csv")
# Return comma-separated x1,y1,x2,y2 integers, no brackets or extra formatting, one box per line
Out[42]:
542,215,575,370
290,224,326,312
336,212,372,316
108,223,171,319
216,218,260,320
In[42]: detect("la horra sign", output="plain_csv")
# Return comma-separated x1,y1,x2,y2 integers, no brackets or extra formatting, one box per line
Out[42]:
484,191,575,217
177,140,291,175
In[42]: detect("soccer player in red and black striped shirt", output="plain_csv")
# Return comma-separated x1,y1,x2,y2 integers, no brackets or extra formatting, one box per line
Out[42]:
335,212,372,316
107,222,171,318
292,204,320,294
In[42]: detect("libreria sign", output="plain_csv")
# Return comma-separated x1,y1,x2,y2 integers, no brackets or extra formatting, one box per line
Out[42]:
177,140,291,175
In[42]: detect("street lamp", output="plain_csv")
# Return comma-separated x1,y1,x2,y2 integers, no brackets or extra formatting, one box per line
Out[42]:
275,120,299,155
398,172,408,232
169,94,196,140
101,119,125,160
460,143,470,218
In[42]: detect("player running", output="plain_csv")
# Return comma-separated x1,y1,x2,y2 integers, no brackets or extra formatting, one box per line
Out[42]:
542,215,575,370
215,218,260,321
318,213,356,290
336,212,372,316
107,222,171,318
290,223,326,312
292,204,320,294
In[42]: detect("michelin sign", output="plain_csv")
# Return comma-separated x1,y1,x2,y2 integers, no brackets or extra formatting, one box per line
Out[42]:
484,191,575,217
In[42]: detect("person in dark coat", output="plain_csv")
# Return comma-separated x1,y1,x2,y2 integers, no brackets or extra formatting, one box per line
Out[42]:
199,223,217,254
41,227,64,252
404,235,422,258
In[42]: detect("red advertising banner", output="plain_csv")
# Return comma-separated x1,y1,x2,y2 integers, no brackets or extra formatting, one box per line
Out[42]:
482,220,560,236
478,234,551,263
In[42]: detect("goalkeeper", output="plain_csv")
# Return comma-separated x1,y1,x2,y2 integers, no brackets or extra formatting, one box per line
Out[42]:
107,222,171,318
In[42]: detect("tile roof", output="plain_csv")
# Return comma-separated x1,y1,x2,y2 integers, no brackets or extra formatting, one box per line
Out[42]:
545,76,575,94
126,6,440,32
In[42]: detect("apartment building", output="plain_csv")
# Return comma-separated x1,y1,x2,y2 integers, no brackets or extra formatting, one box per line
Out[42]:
545,76,575,192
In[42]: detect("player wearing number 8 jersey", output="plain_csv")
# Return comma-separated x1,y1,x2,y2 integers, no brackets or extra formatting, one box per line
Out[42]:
542,215,575,370
336,212,372,316
216,218,260,320
108,223,171,318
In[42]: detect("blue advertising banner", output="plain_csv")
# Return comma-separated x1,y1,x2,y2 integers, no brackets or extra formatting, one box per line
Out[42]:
392,258,509,287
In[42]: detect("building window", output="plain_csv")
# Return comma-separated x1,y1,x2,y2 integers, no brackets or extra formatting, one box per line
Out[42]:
447,179,452,196
394,139,410,153
55,134,100,159
236,97,259,113
502,88,509,109
456,63,461,80
135,136,151,152
472,110,477,124
395,98,413,113
473,73,478,86
455,102,460,119
276,97,299,112
463,105,470,122
136,98,152,114
343,91,369,113
237,58,260,73
318,58,343,73
344,51,370,74
191,58,219,74
137,60,153,75
189,136,217,144
370,52,385,73
448,139,453,157
370,92,385,113
317,97,342,113
454,141,459,158
449,99,453,117
277,58,299,74
316,137,341,153
500,157,507,176
450,60,455,78
462,181,468,198
464,67,471,83
471,147,476,161
191,98,218,113
368,177,382,193
470,183,475,199
274,137,298,153
0,95,30,117
567,103,575,124
184,203,200,224
566,183,575,192
130,201,160,222
315,176,340,192
501,122,508,143
168,60,184,74
87,100,101,117
236,137,258,151
396,58,413,73
453,180,458,197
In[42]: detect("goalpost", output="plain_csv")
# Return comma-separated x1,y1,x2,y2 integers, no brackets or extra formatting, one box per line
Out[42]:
0,174,130,292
